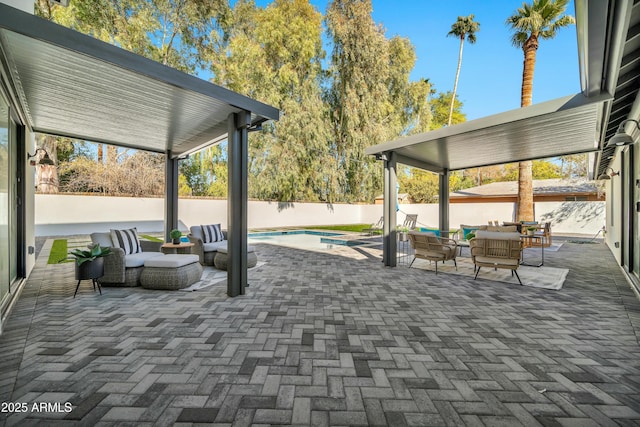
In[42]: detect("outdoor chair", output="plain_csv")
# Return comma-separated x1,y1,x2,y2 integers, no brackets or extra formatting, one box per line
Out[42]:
403,214,418,230
90,230,163,287
533,222,552,247
469,230,523,285
187,224,228,266
364,216,384,236
408,230,457,274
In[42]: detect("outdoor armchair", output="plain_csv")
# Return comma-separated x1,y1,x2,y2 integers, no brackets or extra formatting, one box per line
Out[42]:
470,230,523,285
187,225,228,266
408,230,457,274
90,231,163,287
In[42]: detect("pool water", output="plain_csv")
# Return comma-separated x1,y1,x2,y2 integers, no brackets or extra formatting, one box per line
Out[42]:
248,230,365,250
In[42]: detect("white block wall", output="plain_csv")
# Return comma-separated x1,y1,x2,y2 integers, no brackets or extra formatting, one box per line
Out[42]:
35,194,605,237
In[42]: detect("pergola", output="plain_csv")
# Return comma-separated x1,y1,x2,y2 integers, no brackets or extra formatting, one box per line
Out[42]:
0,4,279,296
365,93,607,267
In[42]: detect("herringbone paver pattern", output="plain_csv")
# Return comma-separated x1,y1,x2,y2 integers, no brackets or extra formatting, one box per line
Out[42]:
1,238,639,426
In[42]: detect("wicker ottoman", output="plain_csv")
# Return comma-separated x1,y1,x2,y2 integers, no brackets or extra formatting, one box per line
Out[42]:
140,254,202,290
214,245,257,270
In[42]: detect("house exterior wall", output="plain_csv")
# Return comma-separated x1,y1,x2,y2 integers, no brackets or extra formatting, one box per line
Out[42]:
34,195,605,237
604,153,624,265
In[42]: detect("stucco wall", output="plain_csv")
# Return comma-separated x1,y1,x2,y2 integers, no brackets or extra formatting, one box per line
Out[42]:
35,194,605,237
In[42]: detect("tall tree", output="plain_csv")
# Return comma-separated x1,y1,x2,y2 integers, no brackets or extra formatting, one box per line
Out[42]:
430,91,466,130
325,0,430,202
208,0,332,202
446,14,479,127
506,0,574,221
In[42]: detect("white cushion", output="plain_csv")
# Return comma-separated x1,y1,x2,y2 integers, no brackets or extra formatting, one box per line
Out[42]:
217,243,255,254
475,230,521,240
190,225,203,241
125,252,164,268
409,231,436,237
203,240,228,252
90,232,113,248
144,254,199,268
475,256,519,267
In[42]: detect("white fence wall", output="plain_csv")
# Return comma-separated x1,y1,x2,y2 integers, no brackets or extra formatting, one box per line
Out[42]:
34,194,605,237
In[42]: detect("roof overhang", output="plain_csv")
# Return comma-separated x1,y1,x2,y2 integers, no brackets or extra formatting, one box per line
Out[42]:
0,3,279,157
365,93,609,173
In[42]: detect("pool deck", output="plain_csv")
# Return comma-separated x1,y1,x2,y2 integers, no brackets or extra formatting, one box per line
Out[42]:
1,236,639,425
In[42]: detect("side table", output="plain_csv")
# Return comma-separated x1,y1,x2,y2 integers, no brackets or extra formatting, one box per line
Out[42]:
161,242,195,255
520,234,544,266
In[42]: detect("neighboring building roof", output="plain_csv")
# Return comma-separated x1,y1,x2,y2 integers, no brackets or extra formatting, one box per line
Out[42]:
450,179,602,199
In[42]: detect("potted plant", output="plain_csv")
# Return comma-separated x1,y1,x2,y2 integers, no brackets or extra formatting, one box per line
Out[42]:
526,226,537,236
397,225,409,241
69,243,111,281
170,229,182,244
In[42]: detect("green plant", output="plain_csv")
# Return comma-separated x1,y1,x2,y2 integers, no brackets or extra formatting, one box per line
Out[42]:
69,244,111,266
466,232,476,240
527,226,537,231
170,229,182,240
397,225,410,233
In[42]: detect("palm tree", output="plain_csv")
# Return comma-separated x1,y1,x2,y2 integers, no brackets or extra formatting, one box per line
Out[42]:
506,0,574,221
446,14,479,126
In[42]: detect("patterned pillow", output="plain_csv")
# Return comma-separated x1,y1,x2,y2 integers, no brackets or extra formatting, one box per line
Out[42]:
110,228,142,255
201,224,224,243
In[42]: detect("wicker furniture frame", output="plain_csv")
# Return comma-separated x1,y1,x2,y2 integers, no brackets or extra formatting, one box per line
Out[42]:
96,240,162,287
470,237,523,285
140,257,203,290
408,231,458,274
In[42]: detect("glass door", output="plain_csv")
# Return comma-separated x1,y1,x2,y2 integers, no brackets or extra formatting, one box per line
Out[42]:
0,91,9,308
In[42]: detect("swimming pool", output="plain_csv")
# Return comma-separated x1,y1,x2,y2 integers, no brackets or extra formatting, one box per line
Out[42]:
248,230,367,250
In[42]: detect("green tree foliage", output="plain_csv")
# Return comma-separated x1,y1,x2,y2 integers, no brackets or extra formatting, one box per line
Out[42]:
41,0,433,202
502,159,562,180
208,0,333,202
325,0,431,202
430,92,466,129
399,168,439,204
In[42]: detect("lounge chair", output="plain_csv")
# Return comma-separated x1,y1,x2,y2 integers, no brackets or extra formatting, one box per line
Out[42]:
363,216,384,236
408,230,457,274
403,214,418,230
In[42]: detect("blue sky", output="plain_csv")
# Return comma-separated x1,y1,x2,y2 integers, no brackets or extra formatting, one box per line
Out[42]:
248,0,580,121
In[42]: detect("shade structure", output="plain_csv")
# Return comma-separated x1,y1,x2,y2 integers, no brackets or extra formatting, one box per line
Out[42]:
365,93,607,173
0,3,279,158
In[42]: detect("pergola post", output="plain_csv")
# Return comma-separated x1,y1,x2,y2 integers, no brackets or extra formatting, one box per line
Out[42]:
164,151,179,242
382,151,398,267
439,169,450,237
227,111,250,297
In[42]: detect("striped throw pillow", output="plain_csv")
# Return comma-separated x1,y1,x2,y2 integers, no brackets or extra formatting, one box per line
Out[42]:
110,228,142,255
201,224,224,243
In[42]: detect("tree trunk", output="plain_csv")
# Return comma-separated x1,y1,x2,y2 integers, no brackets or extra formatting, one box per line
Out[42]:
35,134,59,193
448,36,465,126
517,35,538,221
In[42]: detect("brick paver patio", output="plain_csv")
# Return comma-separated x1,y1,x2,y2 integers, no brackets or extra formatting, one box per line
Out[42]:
1,237,639,426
